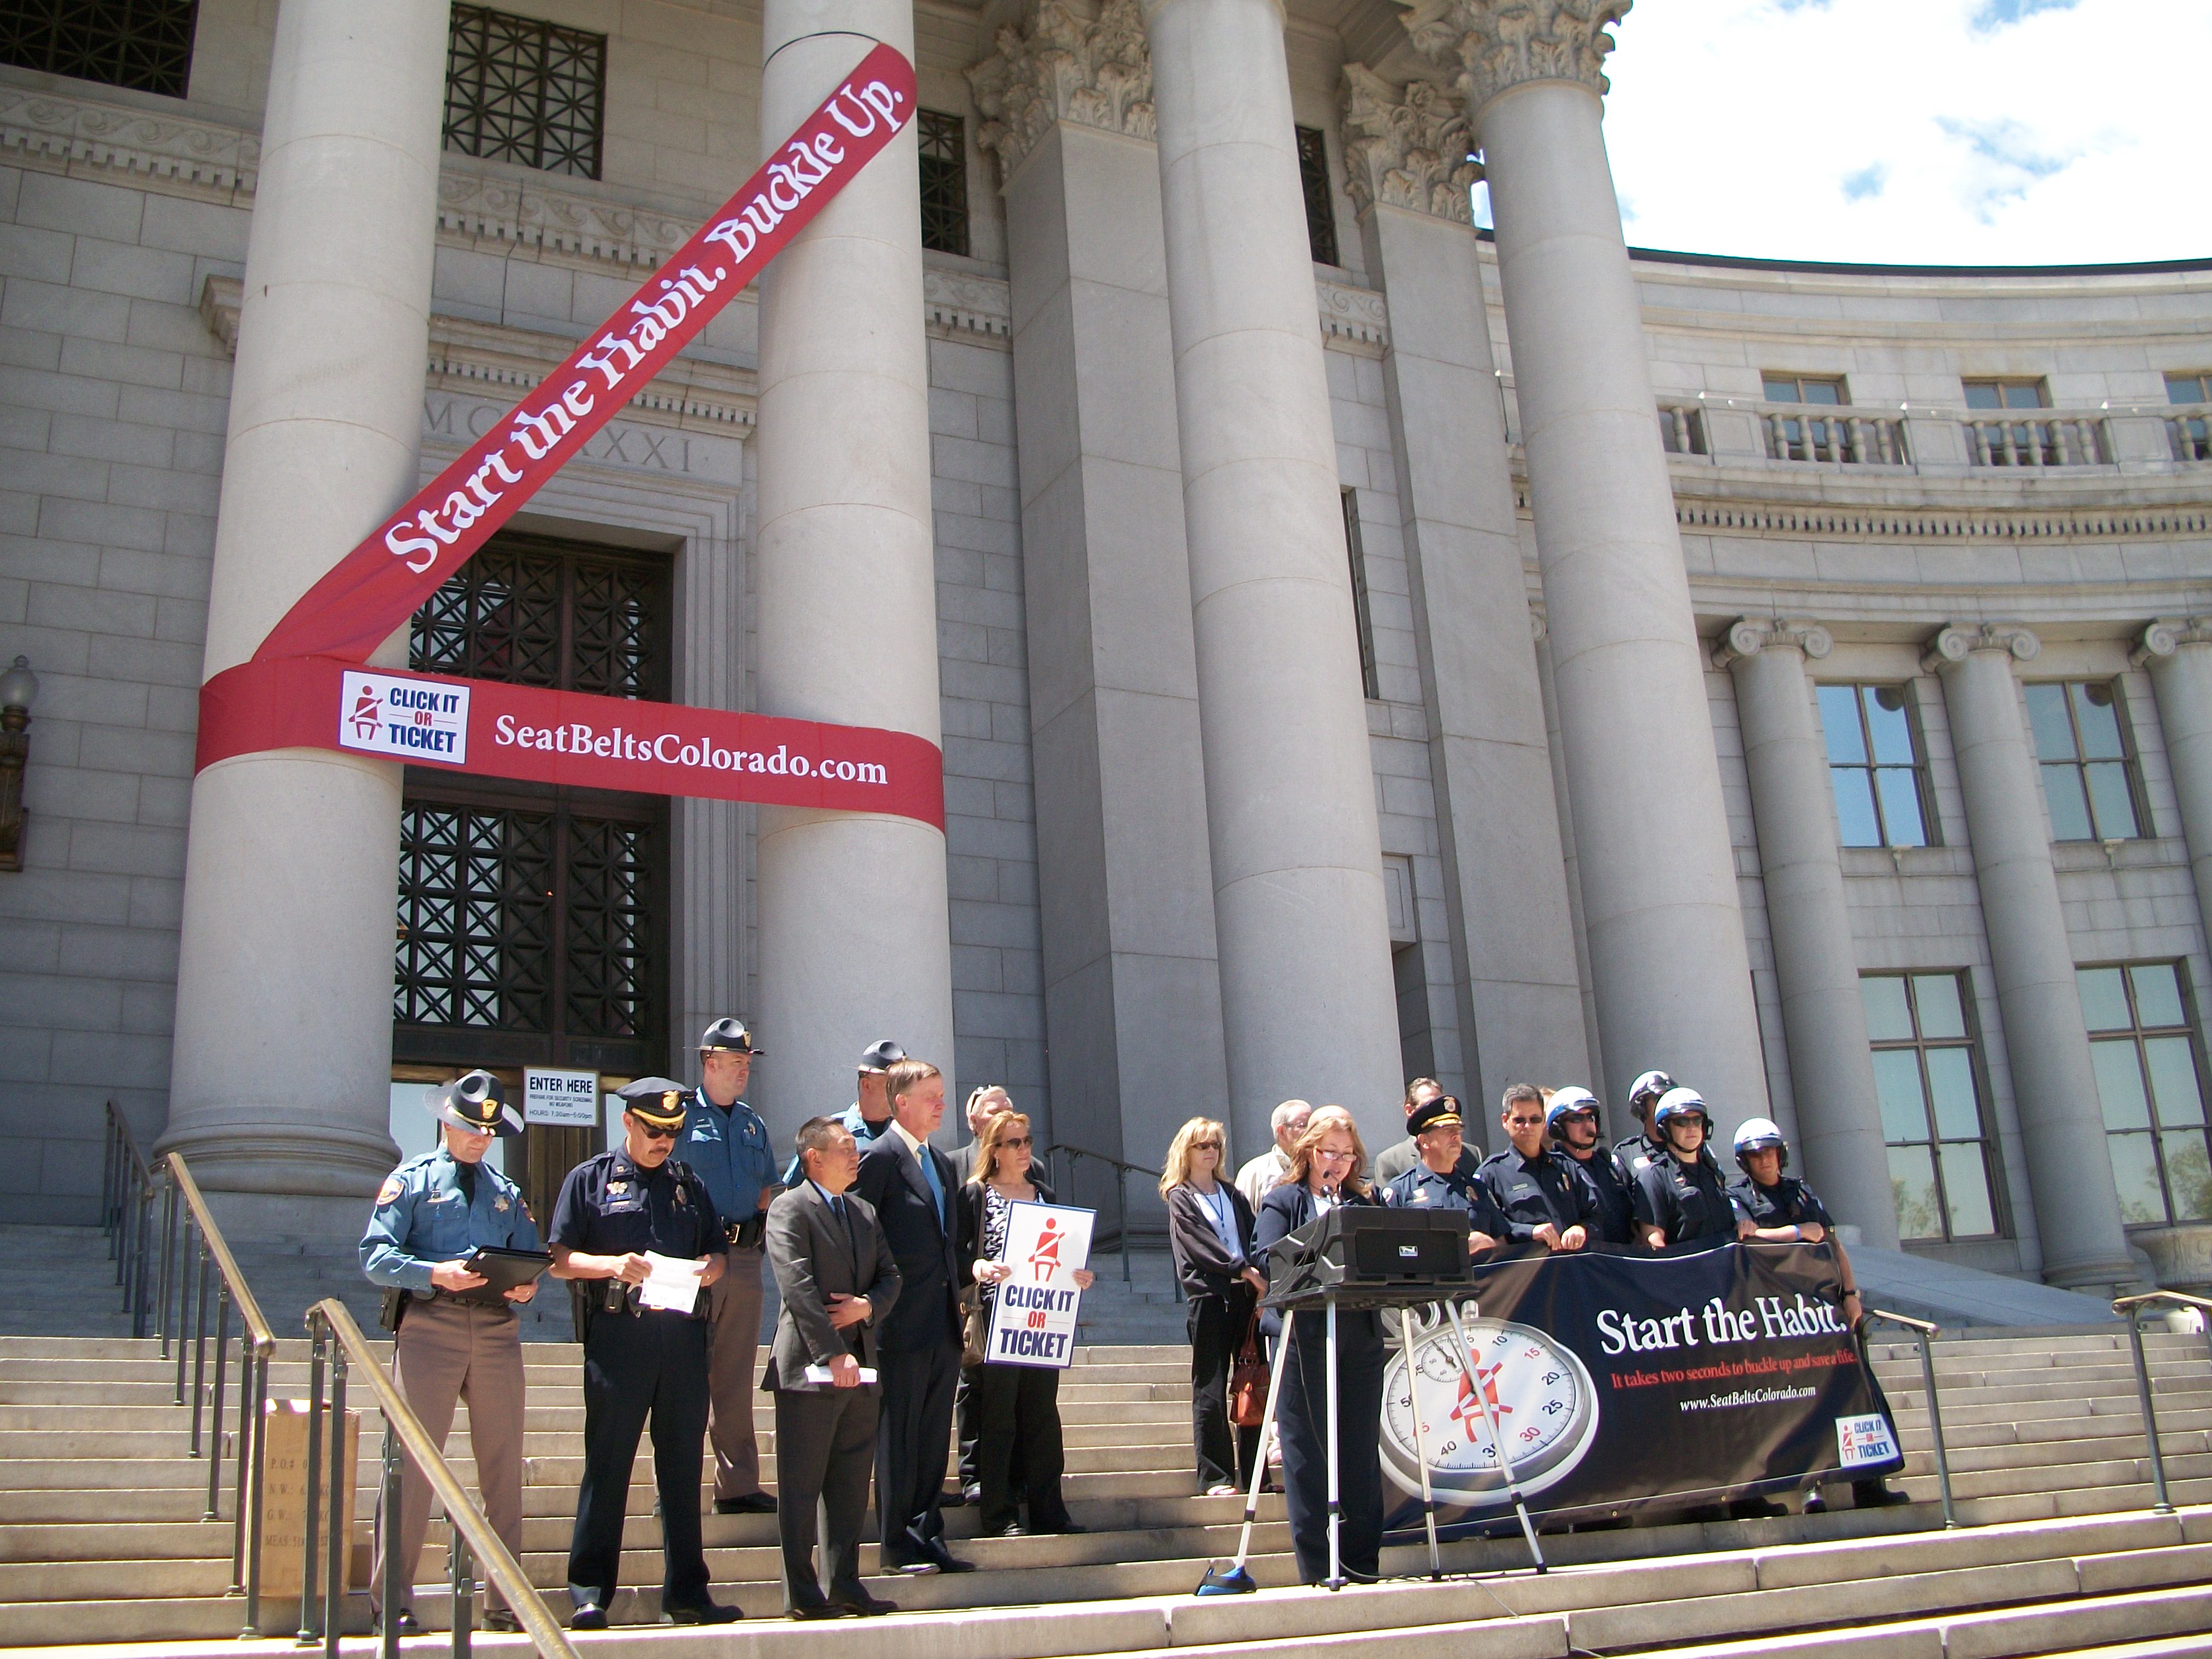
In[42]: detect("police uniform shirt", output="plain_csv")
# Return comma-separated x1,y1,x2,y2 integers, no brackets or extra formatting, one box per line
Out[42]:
677,1087,778,1232
1613,1131,1663,1181
1475,1146,1601,1242
361,1148,541,1293
1564,1146,1639,1245
780,1101,893,1188
549,1147,727,1270
1727,1172,1834,1233
1382,1163,1512,1241
1634,1152,1748,1245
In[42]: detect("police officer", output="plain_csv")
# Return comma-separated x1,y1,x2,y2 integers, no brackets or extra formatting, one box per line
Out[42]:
779,1038,906,1188
1613,1069,1677,1180
1477,1083,1600,1250
676,1018,779,1517
1380,1096,1509,1255
360,1071,541,1637
1632,1088,1754,1250
1547,1087,1639,1246
550,1078,738,1629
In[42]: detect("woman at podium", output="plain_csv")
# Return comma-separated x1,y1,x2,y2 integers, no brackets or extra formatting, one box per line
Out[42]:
1251,1107,1388,1585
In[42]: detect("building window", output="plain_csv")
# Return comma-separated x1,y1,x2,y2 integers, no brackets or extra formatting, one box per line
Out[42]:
1817,683,1934,848
443,3,606,181
917,109,970,257
1296,125,1338,267
1963,379,2047,412
0,0,197,96
2024,680,2143,842
1762,374,1847,462
2082,962,2212,1227
1863,971,2001,1242
1343,490,1378,700
2167,372,2210,462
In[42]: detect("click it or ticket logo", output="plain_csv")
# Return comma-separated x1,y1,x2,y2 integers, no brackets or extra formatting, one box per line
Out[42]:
337,672,470,766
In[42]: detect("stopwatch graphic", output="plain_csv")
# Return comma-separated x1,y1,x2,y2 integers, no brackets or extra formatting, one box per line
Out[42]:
1379,1306,1600,1504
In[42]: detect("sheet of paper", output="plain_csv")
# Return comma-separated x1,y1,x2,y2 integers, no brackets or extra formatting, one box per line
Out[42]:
804,1364,880,1386
636,1251,705,1314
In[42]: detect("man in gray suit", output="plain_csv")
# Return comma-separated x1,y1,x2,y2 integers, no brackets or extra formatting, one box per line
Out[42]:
763,1117,902,1619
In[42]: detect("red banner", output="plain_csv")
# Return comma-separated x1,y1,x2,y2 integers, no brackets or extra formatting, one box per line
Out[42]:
196,44,947,830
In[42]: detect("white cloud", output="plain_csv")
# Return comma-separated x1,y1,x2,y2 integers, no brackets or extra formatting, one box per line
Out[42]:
1597,0,2207,264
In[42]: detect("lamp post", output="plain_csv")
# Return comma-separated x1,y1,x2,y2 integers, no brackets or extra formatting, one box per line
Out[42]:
0,654,37,873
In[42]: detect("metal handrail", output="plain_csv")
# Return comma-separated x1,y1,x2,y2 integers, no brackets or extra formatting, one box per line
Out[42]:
302,1297,577,1659
2111,1288,2212,1515
98,1118,281,1635
1861,1307,1957,1529
1044,1142,1168,1290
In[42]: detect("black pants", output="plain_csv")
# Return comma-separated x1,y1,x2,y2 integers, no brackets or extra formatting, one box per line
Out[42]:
968,1359,1068,1532
1188,1288,1262,1491
957,1361,1024,1494
875,1338,958,1565
771,1385,880,1609
567,1311,712,1610
1276,1306,1386,1586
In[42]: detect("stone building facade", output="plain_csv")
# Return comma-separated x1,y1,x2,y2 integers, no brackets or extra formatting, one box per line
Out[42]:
1,0,2207,1294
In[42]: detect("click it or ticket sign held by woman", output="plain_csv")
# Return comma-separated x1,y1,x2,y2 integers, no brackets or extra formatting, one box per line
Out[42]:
982,1202,1095,1369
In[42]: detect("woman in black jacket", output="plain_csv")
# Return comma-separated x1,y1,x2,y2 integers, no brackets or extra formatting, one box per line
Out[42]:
956,1110,1093,1536
1251,1105,1389,1586
1162,1117,1269,1496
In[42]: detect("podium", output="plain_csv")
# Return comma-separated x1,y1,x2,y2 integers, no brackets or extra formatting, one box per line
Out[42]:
1197,1206,1543,1595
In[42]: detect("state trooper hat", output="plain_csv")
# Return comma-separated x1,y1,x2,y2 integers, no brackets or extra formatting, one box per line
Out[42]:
618,1075,691,1131
700,1017,762,1056
433,1070,523,1138
858,1038,906,1074
1407,1096,1463,1137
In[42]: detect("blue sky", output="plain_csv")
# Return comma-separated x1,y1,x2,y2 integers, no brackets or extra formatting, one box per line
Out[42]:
1478,0,2204,266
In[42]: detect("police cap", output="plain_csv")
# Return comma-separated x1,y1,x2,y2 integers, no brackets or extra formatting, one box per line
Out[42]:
1407,1095,1463,1137
618,1075,691,1131
433,1070,523,1138
858,1038,906,1074
700,1017,762,1056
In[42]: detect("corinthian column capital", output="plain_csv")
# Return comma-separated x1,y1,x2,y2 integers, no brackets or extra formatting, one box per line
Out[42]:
1712,616,1833,671
1920,621,2042,675
966,0,1155,184
1338,63,1482,223
1401,0,1632,114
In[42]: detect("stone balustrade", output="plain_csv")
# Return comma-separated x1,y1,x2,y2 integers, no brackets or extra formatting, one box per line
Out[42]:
1964,409,2111,468
2167,404,2211,462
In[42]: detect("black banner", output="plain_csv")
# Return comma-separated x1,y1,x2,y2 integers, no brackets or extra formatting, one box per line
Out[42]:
1378,1241,1904,1536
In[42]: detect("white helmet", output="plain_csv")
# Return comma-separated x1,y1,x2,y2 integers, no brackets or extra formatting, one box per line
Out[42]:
1652,1087,1710,1131
1732,1116,1789,1173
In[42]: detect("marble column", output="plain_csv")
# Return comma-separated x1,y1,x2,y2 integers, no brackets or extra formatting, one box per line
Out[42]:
1339,67,1590,1111
1139,0,1404,1154
1925,622,2134,1290
160,0,451,1216
1717,619,1899,1247
968,1,1232,1172
753,0,955,1129
2134,619,2212,962
1406,1,1768,1117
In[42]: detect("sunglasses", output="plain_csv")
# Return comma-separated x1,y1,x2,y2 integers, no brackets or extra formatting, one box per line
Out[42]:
632,1122,679,1142
1001,1135,1032,1148
1506,1115,1545,1129
1192,1140,1222,1151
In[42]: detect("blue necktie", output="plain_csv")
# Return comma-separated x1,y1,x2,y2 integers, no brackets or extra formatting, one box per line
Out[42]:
918,1143,945,1227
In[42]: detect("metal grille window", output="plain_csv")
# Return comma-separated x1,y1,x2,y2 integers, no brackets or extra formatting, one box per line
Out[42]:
1863,971,2001,1241
411,534,665,701
1343,489,1378,700
2024,679,2143,842
2167,372,2211,462
0,0,196,95
1296,124,1338,266
1762,374,1847,462
443,3,606,181
918,109,970,257
2081,963,2212,1227
1817,683,1934,848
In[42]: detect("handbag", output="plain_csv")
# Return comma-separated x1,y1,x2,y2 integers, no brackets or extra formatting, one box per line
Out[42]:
1229,1306,1269,1428
961,1283,989,1369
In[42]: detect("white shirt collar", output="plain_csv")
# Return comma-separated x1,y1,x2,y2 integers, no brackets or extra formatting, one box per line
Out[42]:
889,1118,927,1159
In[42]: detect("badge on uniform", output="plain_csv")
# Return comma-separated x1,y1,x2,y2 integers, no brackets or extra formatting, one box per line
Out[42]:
494,1196,510,1212
376,1175,404,1206
609,1181,628,1196
675,1186,689,1207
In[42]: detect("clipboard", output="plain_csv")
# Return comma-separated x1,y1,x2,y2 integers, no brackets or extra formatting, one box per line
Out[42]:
462,1245,554,1294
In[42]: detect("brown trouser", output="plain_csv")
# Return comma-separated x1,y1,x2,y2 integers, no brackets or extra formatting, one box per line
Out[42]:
706,1246,766,1499
369,1296,525,1611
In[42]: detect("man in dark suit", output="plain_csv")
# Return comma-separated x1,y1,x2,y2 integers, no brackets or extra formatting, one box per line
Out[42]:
763,1117,902,1619
851,1058,973,1574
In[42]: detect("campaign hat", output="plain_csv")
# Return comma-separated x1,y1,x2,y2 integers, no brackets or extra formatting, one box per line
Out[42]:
433,1070,523,1138
700,1017,762,1056
618,1075,691,1131
858,1039,906,1074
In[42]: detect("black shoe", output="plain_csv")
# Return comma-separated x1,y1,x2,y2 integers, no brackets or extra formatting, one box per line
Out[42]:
981,1523,1025,1538
664,1600,742,1625
1803,1489,1829,1514
1728,1497,1787,1520
569,1603,608,1631
928,1550,977,1574
787,1599,848,1621
939,1485,970,1507
482,1609,522,1634
880,1553,939,1576
830,1587,900,1617
376,1607,421,1637
715,1491,778,1515
1037,1520,1088,1535
1853,1479,1911,1509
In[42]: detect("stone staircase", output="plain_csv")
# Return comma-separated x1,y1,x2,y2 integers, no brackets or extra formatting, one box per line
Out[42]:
0,1322,2208,1654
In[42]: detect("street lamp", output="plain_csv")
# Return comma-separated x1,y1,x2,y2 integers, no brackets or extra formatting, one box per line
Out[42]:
1,654,39,873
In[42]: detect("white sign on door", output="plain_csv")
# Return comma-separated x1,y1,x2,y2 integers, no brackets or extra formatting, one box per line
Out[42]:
523,1067,601,1127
